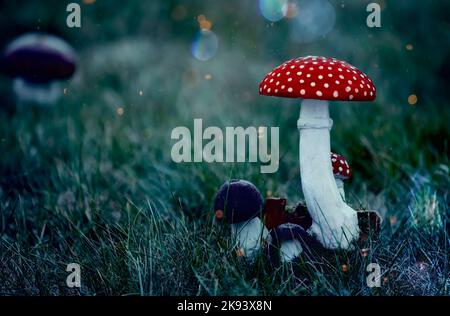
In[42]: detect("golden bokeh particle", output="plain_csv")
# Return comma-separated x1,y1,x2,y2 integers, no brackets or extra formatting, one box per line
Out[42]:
197,14,212,30
408,94,418,105
197,14,206,23
215,210,223,219
285,3,298,19
236,248,245,257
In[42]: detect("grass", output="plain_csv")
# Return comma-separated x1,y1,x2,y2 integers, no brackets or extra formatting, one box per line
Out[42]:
0,1,450,295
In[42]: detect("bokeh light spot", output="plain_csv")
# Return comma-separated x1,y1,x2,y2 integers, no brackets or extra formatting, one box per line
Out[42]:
191,30,219,61
285,2,298,18
259,0,288,22
290,0,336,43
408,94,418,105
200,20,212,30
197,14,213,30
197,14,206,23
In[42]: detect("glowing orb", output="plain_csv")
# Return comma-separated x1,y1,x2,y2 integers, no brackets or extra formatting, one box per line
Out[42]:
259,0,288,22
191,30,219,61
290,0,336,43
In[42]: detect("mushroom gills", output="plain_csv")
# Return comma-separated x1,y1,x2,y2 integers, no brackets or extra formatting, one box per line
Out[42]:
298,99,359,249
231,217,269,259
279,240,303,263
13,78,62,105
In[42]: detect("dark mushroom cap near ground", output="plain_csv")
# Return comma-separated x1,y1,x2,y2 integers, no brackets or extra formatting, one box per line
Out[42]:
214,179,264,224
266,223,315,265
1,33,76,83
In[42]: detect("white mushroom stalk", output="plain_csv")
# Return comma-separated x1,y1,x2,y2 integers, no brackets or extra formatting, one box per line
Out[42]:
267,223,311,264
279,240,303,263
297,99,359,249
231,217,269,259
13,78,62,105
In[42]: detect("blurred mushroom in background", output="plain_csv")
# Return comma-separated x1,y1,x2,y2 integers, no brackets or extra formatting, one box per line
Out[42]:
1,32,76,105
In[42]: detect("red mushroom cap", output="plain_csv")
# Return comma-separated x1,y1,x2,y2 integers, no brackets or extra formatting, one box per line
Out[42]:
259,56,376,102
331,152,351,180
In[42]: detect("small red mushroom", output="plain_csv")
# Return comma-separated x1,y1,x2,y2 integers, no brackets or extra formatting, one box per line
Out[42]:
331,152,352,201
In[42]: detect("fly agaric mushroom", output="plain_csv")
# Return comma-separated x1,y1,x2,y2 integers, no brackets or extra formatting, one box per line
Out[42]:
214,179,268,260
259,56,376,250
331,152,352,201
1,32,76,105
266,223,314,265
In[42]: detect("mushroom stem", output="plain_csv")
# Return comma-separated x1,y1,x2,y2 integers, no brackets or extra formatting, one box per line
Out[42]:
13,78,62,105
231,217,268,259
279,240,303,263
335,178,346,201
297,99,359,249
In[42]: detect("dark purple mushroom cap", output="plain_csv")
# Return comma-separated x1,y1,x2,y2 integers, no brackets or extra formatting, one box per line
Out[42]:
214,179,264,224
1,33,76,83
272,223,308,242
